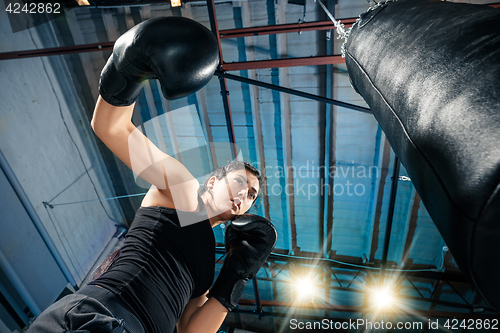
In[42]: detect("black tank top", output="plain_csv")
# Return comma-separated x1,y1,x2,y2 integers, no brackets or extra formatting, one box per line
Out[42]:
90,203,215,333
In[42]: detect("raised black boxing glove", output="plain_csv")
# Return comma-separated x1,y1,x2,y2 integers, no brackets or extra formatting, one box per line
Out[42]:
208,214,277,310
99,16,219,106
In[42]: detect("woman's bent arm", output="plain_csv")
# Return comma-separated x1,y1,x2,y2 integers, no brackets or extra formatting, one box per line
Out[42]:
177,293,228,333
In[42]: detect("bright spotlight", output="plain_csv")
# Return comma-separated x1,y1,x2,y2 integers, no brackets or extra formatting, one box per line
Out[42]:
368,285,398,312
294,277,317,301
371,286,393,307
170,0,181,7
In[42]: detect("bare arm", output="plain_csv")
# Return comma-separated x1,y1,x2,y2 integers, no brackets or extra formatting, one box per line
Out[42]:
90,96,199,210
177,292,228,333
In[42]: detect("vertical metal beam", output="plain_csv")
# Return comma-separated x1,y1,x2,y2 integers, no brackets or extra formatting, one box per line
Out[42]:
363,130,386,261
180,3,216,171
206,0,237,160
322,0,336,260
252,278,262,314
249,76,270,218
401,190,421,264
319,17,329,259
268,262,280,332
369,137,391,262
100,8,121,41
324,267,332,318
276,0,297,254
64,9,101,101
240,1,270,219
122,6,137,29
394,184,416,266
322,4,336,312
196,87,218,170
380,156,400,281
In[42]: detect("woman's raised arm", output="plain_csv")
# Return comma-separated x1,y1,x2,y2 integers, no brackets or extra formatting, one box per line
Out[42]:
90,17,218,210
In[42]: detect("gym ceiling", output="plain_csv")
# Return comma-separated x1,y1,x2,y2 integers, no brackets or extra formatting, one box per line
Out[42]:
1,0,499,332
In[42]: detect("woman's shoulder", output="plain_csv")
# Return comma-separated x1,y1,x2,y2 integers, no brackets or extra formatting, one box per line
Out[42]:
140,184,200,212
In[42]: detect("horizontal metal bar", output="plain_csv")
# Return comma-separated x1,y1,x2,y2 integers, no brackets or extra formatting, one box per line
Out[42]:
255,277,474,310
215,71,371,114
219,18,357,39
214,248,468,282
239,298,364,312
222,54,345,71
231,309,354,323
1,4,497,60
219,3,499,40
237,299,498,319
0,42,114,60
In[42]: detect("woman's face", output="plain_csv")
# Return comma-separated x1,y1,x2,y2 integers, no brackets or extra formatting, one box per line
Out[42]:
208,168,260,220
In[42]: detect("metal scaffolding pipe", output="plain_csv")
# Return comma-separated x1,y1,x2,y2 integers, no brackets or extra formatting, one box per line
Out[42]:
380,156,401,281
231,309,356,323
214,248,468,282
237,299,497,319
215,71,371,114
252,278,262,313
255,277,474,310
207,0,237,159
0,274,30,326
0,150,77,289
219,18,357,39
0,42,114,60
1,4,498,61
0,249,41,316
222,54,345,71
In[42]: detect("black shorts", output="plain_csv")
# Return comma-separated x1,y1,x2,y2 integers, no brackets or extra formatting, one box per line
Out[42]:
26,285,144,333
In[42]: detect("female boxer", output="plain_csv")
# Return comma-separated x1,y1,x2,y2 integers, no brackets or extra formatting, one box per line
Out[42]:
26,16,276,333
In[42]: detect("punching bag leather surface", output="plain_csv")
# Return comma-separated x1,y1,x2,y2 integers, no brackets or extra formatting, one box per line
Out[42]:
344,0,500,310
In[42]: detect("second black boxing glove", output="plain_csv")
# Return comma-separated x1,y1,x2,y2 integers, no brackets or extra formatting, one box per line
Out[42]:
208,214,277,310
99,16,219,106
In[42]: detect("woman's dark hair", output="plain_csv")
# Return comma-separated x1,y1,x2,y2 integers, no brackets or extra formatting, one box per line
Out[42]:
199,161,262,197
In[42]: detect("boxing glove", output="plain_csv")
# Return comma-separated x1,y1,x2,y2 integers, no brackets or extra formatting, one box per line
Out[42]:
208,214,277,310
99,16,219,106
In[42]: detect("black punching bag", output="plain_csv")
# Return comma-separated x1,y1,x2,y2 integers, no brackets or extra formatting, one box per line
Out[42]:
344,0,500,310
